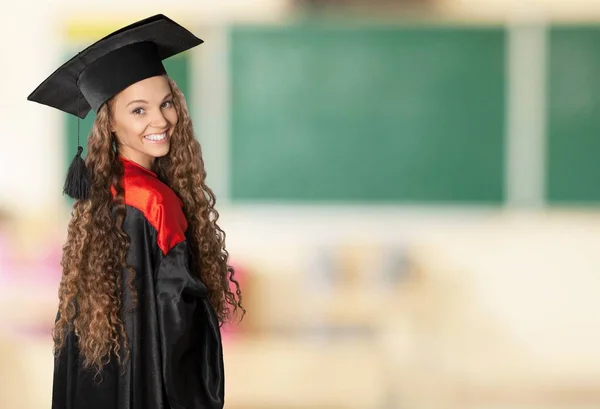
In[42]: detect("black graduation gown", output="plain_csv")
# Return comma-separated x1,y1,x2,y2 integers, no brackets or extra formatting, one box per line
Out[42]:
51,157,224,409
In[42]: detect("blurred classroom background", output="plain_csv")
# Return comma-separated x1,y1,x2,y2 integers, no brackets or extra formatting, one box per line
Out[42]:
2,0,600,408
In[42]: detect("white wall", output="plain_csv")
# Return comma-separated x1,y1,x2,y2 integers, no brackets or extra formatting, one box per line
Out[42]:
440,0,600,20
0,4,62,216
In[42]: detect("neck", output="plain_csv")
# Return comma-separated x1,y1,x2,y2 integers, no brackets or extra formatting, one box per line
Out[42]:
119,153,153,170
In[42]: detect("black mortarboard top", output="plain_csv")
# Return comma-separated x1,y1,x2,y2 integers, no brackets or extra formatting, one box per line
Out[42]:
26,14,203,200
28,14,203,119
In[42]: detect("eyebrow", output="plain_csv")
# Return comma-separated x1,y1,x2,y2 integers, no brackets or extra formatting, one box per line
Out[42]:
126,93,173,107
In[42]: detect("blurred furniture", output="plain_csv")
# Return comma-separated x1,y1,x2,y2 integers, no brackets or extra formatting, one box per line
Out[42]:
224,336,387,409
382,213,600,409
5,212,600,409
0,331,53,409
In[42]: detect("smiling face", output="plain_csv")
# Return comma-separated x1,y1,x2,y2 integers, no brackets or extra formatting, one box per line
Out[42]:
110,75,178,169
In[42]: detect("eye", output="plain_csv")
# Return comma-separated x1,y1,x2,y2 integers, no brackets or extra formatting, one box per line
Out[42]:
132,107,145,115
161,100,174,109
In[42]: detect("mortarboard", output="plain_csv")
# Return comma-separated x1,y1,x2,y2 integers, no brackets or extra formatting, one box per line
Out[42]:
27,14,203,200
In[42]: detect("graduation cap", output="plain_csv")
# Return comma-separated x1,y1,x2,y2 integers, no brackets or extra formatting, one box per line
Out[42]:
27,14,203,200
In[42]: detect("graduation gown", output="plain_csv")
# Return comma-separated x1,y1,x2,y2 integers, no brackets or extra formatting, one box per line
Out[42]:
52,157,225,409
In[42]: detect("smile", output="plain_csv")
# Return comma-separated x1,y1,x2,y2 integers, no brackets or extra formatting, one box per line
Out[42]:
144,132,168,142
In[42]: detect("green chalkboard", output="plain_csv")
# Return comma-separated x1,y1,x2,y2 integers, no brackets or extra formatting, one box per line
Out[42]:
63,54,191,178
229,24,506,203
547,25,600,205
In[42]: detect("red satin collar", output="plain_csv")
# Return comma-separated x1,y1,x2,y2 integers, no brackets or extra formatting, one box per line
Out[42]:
112,156,187,255
120,156,158,178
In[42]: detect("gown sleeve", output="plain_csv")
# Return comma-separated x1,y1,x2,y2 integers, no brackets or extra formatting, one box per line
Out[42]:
155,240,225,409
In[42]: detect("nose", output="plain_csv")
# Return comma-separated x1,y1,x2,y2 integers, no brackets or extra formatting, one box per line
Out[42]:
150,109,168,130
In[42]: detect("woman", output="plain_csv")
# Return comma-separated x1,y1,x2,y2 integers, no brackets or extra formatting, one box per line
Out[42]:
27,14,243,409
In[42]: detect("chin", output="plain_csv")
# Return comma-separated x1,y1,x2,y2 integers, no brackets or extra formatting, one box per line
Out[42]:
149,145,171,158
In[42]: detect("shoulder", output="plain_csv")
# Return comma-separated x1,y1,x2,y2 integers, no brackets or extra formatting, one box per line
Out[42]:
122,175,188,255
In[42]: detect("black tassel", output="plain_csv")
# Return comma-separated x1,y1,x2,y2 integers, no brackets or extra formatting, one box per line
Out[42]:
63,146,90,200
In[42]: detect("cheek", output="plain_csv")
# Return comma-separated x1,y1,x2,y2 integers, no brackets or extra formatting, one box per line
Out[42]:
166,109,179,128
116,116,149,142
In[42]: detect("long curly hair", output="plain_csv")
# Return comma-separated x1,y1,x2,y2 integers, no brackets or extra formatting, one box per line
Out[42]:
54,76,244,372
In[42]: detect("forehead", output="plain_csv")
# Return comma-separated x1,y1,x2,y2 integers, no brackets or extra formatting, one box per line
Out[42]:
114,75,171,104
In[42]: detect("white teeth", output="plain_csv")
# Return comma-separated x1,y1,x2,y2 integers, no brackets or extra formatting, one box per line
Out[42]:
144,133,166,141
